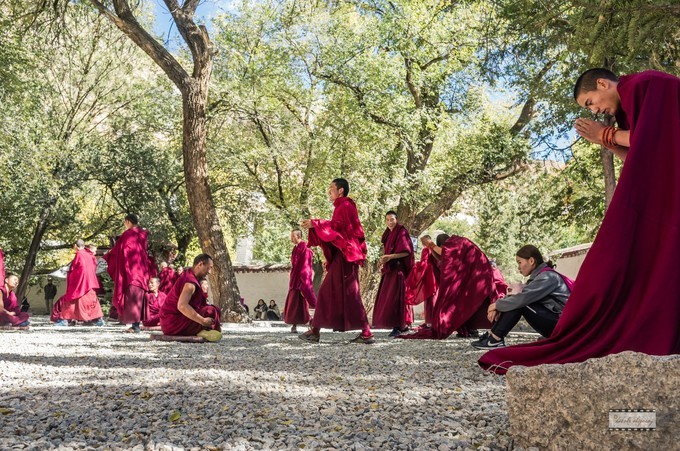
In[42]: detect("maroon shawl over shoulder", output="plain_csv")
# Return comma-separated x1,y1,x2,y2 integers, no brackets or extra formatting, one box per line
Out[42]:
480,71,680,373
51,248,103,322
400,236,495,339
308,196,367,265
372,224,414,329
102,227,150,315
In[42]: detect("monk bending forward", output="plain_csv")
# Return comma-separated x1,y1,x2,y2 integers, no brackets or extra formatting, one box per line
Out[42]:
160,254,222,341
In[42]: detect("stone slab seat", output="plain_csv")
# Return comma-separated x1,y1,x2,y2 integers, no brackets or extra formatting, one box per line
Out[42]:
0,325,30,331
506,351,680,449
149,334,206,343
140,325,162,331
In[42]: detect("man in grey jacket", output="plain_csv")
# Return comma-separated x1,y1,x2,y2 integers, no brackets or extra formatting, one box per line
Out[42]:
472,246,572,350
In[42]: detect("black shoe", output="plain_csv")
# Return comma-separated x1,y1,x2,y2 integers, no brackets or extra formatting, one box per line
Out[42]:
298,332,320,343
388,327,401,337
471,332,505,350
350,334,375,344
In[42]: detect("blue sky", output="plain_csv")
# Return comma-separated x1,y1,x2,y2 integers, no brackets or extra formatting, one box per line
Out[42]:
151,0,233,41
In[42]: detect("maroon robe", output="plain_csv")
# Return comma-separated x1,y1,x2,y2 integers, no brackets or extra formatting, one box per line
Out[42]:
102,226,150,324
283,241,318,325
308,196,370,331
158,267,176,294
372,224,415,329
51,248,103,322
160,270,221,336
400,236,497,339
405,247,439,324
480,71,680,373
0,286,30,326
0,249,5,283
143,291,167,327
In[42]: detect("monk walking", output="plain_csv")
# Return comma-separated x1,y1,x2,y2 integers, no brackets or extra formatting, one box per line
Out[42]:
283,229,318,334
300,178,374,344
479,69,680,373
103,214,151,333
52,239,105,327
372,211,414,336
160,254,221,341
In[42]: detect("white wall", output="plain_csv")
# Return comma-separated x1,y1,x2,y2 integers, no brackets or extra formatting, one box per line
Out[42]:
235,271,291,312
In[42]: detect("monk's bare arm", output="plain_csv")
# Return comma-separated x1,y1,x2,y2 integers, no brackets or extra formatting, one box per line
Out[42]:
177,284,212,326
381,252,410,264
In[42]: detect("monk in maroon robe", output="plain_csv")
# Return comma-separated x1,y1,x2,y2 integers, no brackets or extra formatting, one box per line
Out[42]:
0,273,30,327
142,277,166,327
51,240,104,326
480,69,680,374
400,235,502,340
102,214,151,333
160,254,221,338
299,178,374,344
405,235,440,328
283,229,318,333
158,262,176,294
372,211,415,336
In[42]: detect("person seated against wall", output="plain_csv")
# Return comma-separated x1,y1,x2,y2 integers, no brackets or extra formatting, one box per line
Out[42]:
254,299,268,320
471,245,573,350
266,299,281,320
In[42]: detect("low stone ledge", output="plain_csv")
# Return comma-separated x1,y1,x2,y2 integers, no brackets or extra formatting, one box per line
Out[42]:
506,351,679,450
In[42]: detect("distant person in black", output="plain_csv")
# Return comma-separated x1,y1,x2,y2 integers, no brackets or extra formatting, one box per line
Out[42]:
44,277,57,312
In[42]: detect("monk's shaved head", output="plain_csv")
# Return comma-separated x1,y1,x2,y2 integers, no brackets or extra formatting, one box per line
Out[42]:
573,68,618,100
292,229,302,239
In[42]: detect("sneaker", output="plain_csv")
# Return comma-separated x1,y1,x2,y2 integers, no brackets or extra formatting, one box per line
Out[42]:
298,331,320,343
68,320,77,326
94,318,106,327
471,332,505,350
125,326,140,334
290,325,298,334
388,327,401,338
16,320,30,327
197,330,222,342
349,334,375,344
54,319,69,327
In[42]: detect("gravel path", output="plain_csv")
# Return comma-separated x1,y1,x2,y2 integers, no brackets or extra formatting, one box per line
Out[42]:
0,316,538,450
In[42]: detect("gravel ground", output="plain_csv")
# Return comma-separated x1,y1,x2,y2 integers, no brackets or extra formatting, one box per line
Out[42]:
0,316,539,450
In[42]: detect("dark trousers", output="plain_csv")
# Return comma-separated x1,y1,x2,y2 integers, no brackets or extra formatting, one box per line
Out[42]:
491,302,560,338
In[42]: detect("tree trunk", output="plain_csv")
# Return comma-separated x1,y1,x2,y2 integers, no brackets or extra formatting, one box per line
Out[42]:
182,84,244,319
16,204,52,301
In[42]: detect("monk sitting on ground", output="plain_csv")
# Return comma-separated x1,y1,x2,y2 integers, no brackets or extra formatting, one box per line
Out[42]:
160,254,221,341
142,277,166,328
0,273,30,328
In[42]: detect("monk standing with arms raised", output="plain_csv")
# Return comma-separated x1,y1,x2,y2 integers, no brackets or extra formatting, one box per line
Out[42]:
300,178,374,344
52,239,105,327
103,214,150,333
160,254,221,341
283,229,317,334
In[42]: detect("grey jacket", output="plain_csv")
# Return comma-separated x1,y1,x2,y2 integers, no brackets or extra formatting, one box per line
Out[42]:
495,263,571,314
